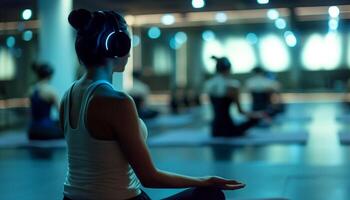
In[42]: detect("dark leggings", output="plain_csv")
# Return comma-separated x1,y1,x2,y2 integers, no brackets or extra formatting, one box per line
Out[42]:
63,187,225,200
28,121,64,140
211,118,259,137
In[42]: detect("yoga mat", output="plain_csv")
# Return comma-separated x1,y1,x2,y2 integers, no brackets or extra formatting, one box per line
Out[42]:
148,128,308,147
0,131,65,149
144,113,195,129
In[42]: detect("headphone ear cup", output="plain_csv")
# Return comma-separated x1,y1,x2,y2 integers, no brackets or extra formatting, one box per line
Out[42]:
106,31,131,57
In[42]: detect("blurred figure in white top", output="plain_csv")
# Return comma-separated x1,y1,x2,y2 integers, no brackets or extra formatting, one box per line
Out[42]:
204,56,266,137
245,67,284,116
128,70,159,119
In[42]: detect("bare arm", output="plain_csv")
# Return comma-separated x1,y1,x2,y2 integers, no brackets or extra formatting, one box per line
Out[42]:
111,95,244,190
227,86,247,116
227,86,263,119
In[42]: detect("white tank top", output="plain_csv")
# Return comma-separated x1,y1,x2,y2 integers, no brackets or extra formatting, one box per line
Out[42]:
63,80,146,200
204,74,241,97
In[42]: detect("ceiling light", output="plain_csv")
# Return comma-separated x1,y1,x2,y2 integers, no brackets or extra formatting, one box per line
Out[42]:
192,0,205,9
22,9,32,20
257,0,269,5
148,27,161,39
328,6,340,18
275,18,287,29
215,12,227,23
267,9,279,20
161,14,175,25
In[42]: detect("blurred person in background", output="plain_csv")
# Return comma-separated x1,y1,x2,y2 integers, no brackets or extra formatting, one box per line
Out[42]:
344,78,350,108
63,9,245,200
128,70,158,119
245,67,284,117
204,56,266,137
28,63,63,140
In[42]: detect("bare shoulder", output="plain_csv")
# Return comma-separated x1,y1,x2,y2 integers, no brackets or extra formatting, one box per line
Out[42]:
91,84,135,110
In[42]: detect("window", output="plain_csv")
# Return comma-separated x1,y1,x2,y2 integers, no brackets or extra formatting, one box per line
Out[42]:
0,47,16,80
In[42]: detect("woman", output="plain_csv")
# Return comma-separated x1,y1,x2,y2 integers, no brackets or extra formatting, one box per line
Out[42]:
28,63,63,140
61,9,244,200
245,67,284,116
204,56,265,137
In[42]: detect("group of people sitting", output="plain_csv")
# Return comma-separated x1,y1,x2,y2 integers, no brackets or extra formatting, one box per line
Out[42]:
204,56,283,137
28,57,284,140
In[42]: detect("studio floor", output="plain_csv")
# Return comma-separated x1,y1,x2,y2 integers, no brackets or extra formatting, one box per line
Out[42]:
1,102,350,200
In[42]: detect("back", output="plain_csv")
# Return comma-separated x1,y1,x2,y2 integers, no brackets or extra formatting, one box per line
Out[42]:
62,80,145,200
30,89,52,121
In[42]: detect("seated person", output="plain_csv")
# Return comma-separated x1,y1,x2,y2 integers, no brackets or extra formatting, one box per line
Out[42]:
245,67,283,116
128,70,158,119
204,56,265,137
28,63,63,140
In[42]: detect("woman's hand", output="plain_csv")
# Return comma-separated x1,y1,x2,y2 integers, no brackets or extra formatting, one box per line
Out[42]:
201,176,245,190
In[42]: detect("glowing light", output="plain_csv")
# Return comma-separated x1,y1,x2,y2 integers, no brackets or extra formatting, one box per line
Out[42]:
148,27,161,39
284,31,297,47
0,47,16,80
202,30,215,41
22,30,33,41
192,0,205,9
246,33,258,44
257,0,269,5
169,37,181,49
202,40,225,73
324,33,341,70
22,9,32,20
153,46,172,74
215,12,227,23
347,36,350,68
132,35,140,47
301,33,342,70
175,32,187,44
275,18,286,29
259,35,290,72
226,38,257,73
161,14,175,25
267,9,279,20
329,19,339,30
328,6,340,18
6,36,15,48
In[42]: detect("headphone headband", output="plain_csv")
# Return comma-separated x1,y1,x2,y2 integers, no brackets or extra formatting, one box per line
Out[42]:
93,11,131,58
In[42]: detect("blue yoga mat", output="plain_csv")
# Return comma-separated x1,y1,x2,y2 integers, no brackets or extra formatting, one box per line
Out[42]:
144,113,195,129
148,127,308,147
0,131,66,148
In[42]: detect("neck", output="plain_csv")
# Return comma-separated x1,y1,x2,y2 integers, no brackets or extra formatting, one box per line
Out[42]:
85,65,113,83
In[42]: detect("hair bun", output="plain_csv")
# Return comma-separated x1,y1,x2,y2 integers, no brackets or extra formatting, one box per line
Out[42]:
211,55,218,60
68,9,92,31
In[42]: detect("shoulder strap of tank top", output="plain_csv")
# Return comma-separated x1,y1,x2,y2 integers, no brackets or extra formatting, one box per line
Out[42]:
64,81,77,130
79,80,114,130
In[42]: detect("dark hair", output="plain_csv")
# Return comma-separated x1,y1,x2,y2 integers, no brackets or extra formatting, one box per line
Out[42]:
211,56,231,73
32,63,54,80
68,9,129,67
